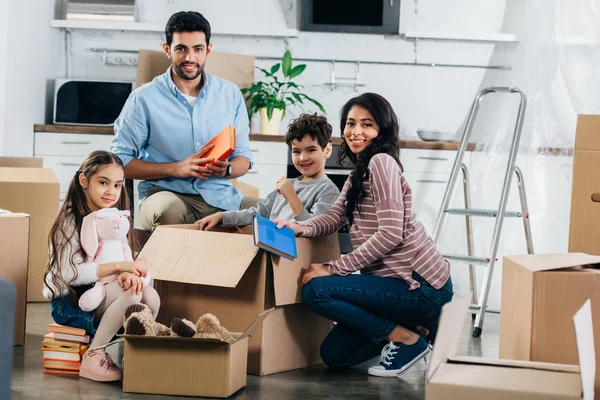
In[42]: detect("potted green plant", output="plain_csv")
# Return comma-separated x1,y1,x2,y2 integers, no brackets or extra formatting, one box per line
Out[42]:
241,50,325,134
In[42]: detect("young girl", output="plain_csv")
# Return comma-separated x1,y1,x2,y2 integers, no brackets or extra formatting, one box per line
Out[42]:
275,93,453,377
43,150,161,382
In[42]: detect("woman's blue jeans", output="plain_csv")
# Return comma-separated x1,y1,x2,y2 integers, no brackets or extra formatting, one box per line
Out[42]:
302,272,453,368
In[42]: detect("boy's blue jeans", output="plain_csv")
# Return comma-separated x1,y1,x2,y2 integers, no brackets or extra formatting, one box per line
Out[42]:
50,284,98,335
302,272,453,368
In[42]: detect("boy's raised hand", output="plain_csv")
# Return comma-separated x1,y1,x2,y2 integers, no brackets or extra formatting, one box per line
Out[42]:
195,213,223,231
276,177,295,200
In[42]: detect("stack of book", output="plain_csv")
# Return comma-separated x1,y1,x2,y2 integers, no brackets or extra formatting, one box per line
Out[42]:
42,323,90,376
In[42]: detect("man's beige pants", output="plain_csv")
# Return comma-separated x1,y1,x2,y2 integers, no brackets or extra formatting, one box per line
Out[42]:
138,186,260,231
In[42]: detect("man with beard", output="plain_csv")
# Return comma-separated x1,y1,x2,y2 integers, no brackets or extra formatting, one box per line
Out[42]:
111,11,259,231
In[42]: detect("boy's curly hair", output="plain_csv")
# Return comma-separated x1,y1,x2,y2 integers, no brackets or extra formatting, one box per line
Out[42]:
285,113,332,149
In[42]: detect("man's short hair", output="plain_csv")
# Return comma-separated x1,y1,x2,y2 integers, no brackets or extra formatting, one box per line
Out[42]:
285,113,332,149
165,11,211,46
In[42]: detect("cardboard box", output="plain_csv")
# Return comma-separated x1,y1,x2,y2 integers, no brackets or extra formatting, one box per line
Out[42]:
569,114,600,254
231,179,259,198
137,224,339,375
0,167,60,302
122,310,272,398
499,253,600,391
0,212,30,345
136,49,254,89
0,157,43,168
426,296,595,399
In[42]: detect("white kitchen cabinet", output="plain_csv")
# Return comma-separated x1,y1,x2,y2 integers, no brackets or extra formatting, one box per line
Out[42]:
238,141,289,198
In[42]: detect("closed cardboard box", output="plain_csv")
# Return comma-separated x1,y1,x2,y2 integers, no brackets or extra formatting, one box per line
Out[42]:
136,49,254,89
427,296,594,399
0,167,59,302
137,224,339,375
569,114,600,254
499,253,600,391
0,212,30,345
123,310,272,398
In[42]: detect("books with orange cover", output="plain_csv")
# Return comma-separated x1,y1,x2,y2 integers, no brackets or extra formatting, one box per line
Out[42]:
45,332,90,344
43,359,80,371
42,339,80,350
48,323,86,336
42,348,81,362
201,125,236,166
43,369,79,376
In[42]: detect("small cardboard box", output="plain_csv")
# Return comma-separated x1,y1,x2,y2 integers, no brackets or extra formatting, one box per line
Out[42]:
0,167,59,302
0,212,30,345
426,296,595,400
569,114,600,254
137,224,340,375
499,253,600,390
123,309,272,398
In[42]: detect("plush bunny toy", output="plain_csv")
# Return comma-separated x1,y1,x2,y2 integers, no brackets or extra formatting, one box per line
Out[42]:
78,208,151,311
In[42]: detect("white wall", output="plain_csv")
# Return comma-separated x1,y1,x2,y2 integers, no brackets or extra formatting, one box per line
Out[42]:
60,0,512,143
0,0,8,156
2,0,62,157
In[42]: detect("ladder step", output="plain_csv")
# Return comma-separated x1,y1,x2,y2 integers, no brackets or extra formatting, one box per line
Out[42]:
469,305,500,314
443,254,491,265
445,208,523,218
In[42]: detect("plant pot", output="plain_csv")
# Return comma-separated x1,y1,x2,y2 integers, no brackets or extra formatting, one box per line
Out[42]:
259,108,284,135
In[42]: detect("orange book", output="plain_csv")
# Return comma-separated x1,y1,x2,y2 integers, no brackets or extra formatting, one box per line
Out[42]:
48,323,86,337
43,369,79,376
42,339,80,350
45,331,90,344
43,359,80,371
201,125,236,166
42,347,81,362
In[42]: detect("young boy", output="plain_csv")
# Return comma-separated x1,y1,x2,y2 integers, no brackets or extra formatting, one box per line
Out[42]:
196,113,340,230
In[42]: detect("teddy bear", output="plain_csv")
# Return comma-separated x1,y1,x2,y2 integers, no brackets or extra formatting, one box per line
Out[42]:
79,208,151,312
123,304,235,344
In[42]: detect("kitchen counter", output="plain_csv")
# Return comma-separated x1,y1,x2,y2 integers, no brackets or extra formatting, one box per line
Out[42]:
33,124,475,151
34,124,572,154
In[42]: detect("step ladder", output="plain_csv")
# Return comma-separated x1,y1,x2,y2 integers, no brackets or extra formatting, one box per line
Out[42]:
432,87,534,338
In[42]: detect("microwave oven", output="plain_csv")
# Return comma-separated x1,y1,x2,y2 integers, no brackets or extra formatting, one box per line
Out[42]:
300,0,401,35
53,78,134,126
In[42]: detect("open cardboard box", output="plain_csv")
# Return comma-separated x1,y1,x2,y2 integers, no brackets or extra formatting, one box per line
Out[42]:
500,253,600,390
137,224,340,375
426,296,595,400
122,309,272,398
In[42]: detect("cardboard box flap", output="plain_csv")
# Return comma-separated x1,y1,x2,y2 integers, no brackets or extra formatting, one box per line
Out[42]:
237,308,274,342
505,253,600,272
573,299,596,400
575,115,600,151
449,355,580,373
427,295,470,380
137,226,259,288
272,234,341,306
0,167,59,184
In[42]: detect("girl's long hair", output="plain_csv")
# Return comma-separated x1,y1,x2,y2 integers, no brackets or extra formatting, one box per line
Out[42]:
43,150,137,301
337,93,403,227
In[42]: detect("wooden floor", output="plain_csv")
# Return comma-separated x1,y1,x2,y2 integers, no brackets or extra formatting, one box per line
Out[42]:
11,303,500,400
